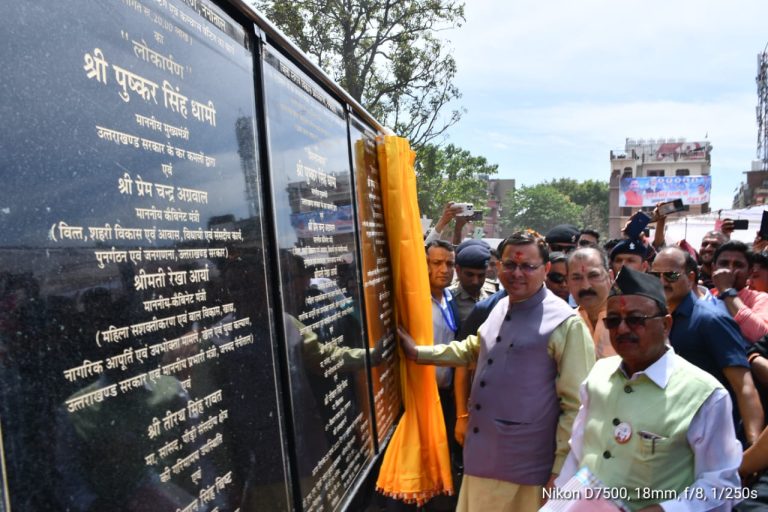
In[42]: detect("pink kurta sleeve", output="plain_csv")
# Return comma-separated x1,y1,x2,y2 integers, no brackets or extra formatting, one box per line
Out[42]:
733,288,768,343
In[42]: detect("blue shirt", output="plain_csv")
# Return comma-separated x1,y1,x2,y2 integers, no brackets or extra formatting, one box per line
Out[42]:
669,292,749,418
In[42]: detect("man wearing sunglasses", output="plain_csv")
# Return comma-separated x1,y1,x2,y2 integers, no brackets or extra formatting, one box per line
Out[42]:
398,232,594,512
651,247,763,448
545,224,580,254
556,266,742,511
545,252,570,302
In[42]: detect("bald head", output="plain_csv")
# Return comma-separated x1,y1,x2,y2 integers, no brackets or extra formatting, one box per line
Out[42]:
657,246,686,267
656,246,698,278
652,246,698,311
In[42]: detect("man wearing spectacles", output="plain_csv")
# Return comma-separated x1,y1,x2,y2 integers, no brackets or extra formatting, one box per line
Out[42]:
399,232,594,512
651,247,763,448
555,266,742,511
567,247,616,359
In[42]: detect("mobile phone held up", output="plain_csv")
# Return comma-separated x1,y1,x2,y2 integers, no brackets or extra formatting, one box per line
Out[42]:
657,198,685,216
624,211,651,239
733,219,749,230
760,211,768,239
453,202,475,217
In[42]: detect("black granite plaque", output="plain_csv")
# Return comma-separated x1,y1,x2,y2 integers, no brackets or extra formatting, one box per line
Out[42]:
261,46,376,512
0,1,290,511
349,117,401,445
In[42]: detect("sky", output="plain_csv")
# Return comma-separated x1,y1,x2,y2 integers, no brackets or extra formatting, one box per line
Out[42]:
441,0,768,210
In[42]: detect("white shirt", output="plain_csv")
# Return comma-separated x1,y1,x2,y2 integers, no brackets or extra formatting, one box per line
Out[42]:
557,348,743,512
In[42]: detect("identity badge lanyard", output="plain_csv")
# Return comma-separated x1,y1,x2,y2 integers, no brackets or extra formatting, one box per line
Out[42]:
439,290,457,334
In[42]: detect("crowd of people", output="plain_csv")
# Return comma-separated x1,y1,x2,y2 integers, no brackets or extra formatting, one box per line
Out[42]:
396,202,768,511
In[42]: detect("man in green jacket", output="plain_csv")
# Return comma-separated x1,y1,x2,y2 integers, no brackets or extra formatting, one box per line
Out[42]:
555,267,743,511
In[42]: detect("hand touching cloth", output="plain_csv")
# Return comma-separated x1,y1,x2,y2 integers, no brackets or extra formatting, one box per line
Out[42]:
375,136,453,503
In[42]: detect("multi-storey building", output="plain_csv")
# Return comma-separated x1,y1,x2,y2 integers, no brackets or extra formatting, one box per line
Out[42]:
608,138,712,237
483,177,516,238
733,161,768,208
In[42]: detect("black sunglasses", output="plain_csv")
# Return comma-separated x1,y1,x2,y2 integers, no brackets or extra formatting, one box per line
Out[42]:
547,272,566,284
648,271,682,282
602,314,666,330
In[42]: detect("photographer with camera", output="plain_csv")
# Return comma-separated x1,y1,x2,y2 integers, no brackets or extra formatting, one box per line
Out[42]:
425,202,476,246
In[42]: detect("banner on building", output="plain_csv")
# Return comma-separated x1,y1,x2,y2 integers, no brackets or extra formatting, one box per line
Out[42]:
619,175,711,207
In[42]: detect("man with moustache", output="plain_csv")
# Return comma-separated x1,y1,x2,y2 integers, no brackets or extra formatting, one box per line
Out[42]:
567,247,616,359
556,266,742,511
651,246,763,446
399,231,594,512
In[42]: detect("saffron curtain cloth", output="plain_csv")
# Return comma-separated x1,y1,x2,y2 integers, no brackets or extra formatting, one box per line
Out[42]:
375,135,454,503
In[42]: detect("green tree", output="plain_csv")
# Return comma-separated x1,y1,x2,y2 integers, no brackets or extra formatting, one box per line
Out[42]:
255,0,465,148
414,143,498,222
545,178,609,235
501,184,581,235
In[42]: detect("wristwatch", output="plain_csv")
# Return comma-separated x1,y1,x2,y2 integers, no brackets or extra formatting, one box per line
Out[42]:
719,288,738,300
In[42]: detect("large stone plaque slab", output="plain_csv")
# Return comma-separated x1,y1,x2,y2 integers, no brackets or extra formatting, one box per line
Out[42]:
0,1,290,510
349,117,401,445
261,46,376,512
